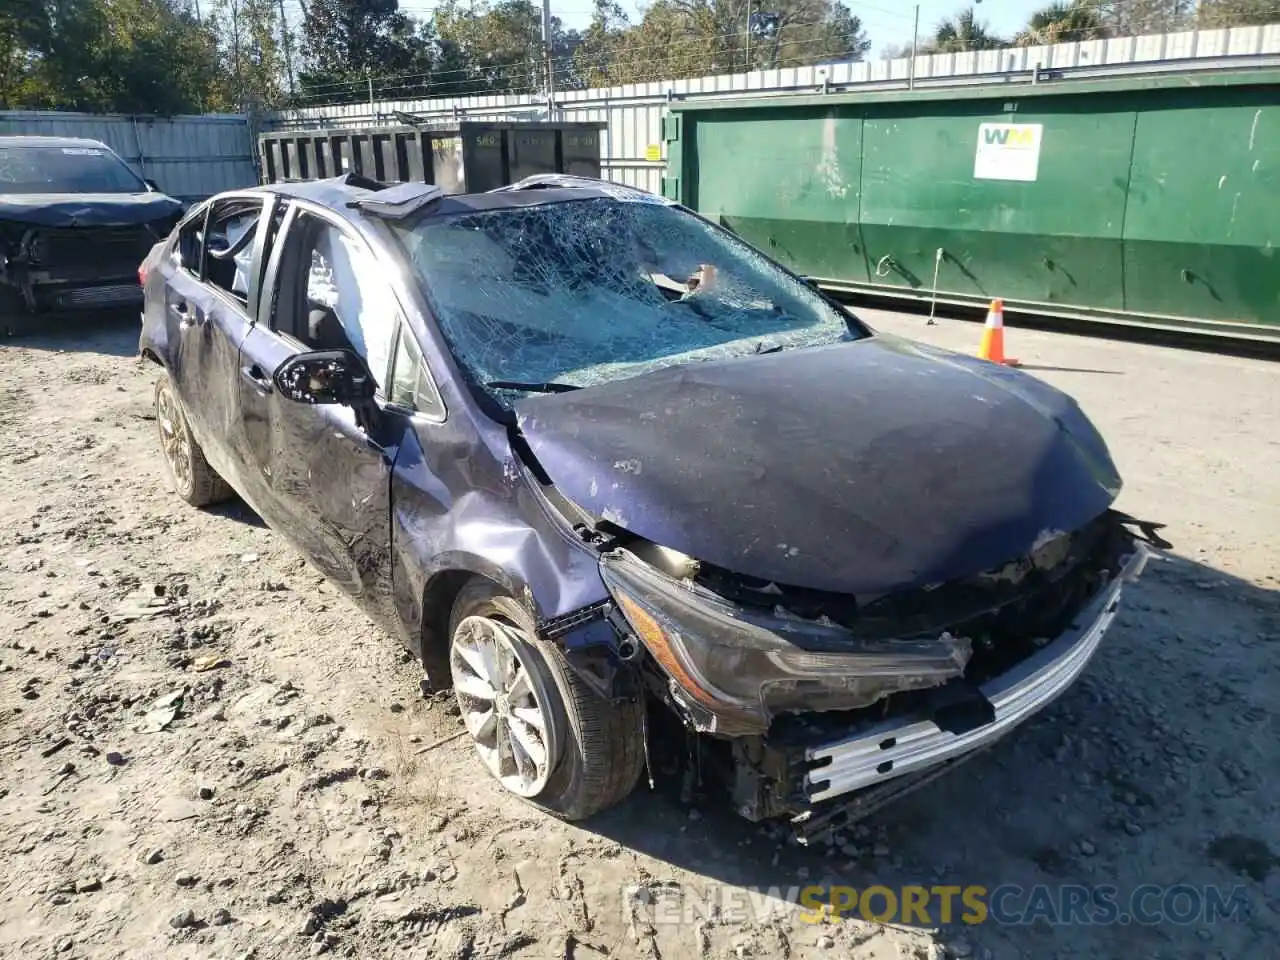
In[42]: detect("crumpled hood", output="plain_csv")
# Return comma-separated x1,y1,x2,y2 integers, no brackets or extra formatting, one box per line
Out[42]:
515,333,1122,596
0,192,183,228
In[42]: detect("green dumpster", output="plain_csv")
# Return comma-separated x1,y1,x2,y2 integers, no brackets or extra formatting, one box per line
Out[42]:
662,69,1280,341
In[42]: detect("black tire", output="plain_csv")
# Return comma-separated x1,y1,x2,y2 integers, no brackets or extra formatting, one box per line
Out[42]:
154,374,234,507
449,579,645,820
0,287,32,338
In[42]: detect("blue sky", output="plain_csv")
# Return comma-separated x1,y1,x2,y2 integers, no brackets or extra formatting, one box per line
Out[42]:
393,1,1038,55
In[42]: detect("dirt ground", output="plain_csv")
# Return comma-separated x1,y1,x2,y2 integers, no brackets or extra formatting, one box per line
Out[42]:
1,310,1277,960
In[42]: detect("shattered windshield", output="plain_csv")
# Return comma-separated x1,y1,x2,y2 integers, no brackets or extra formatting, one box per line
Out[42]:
393,197,861,400
0,145,147,194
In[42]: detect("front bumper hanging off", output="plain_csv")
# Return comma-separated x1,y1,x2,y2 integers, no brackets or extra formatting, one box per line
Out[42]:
782,546,1149,841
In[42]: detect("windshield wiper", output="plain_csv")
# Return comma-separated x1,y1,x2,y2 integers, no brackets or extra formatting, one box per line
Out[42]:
753,342,785,355
486,380,582,394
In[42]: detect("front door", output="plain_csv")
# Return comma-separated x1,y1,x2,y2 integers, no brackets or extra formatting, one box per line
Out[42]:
234,202,403,611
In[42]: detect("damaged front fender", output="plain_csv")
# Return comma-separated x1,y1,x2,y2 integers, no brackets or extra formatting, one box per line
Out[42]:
599,547,972,736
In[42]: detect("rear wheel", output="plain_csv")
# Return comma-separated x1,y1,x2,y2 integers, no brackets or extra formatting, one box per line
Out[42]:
154,374,234,507
448,580,644,820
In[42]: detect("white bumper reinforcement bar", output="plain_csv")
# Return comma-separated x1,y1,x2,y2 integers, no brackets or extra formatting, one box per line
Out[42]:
805,546,1149,804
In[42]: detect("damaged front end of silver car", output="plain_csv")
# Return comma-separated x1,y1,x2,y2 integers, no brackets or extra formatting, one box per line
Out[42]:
598,510,1163,843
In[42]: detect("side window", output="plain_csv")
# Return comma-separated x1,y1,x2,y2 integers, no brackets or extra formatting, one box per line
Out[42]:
176,203,208,275
275,211,398,390
388,327,444,419
203,198,265,307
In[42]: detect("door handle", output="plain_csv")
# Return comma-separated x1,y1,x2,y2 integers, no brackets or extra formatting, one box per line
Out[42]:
240,364,273,395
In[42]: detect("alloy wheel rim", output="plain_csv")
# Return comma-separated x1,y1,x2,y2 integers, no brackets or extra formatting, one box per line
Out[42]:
155,383,192,493
450,616,562,797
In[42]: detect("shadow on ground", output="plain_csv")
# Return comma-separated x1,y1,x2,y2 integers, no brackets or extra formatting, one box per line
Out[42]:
206,497,268,529
586,553,1280,956
2,311,141,358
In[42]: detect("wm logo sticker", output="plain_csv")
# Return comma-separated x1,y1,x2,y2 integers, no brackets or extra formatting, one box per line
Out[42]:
982,125,1038,148
974,122,1044,181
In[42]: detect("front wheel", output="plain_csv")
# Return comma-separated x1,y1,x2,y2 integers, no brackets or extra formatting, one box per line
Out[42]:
448,581,645,820
0,287,32,337
154,374,234,507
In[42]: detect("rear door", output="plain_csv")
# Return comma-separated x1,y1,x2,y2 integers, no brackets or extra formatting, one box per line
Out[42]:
163,194,274,483
234,202,402,605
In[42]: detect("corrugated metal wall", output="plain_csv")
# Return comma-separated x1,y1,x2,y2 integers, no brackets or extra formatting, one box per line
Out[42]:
276,24,1280,195
0,111,259,201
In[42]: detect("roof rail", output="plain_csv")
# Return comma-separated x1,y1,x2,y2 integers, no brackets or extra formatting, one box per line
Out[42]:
348,181,444,219
490,174,673,205
489,174,610,193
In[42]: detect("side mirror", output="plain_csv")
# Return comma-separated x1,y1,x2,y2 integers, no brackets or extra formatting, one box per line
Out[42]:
274,350,376,407
144,178,161,193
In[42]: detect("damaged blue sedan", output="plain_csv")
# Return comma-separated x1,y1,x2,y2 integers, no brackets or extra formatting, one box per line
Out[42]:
139,173,1159,838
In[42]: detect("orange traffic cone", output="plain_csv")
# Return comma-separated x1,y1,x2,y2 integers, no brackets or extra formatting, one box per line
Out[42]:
977,299,1020,366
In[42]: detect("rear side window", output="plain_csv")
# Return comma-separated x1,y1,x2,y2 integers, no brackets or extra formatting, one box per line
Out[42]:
203,198,265,307
176,204,209,276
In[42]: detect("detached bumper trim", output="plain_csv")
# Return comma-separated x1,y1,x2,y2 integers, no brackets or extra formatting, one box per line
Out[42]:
804,547,1147,804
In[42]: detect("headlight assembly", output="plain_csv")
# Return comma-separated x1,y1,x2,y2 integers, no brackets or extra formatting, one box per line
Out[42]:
600,547,972,735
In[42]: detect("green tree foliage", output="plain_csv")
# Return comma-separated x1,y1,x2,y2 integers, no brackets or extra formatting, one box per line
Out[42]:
1015,1,1109,46
429,0,580,96
573,0,869,86
927,6,1006,53
1197,0,1277,28
2,0,1276,113
213,0,290,109
298,0,434,100
1,0,228,113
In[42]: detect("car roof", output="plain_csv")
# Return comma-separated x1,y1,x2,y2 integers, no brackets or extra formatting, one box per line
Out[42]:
0,135,113,151
247,174,669,223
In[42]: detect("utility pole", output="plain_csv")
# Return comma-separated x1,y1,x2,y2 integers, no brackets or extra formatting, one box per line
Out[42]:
231,0,244,110
909,3,919,90
744,0,752,72
542,0,555,113
278,0,295,97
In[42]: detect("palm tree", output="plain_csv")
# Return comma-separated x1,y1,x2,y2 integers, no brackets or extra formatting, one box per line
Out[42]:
930,7,1006,53
1016,1,1108,46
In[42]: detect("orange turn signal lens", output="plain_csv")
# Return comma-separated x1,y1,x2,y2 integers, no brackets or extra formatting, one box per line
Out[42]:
613,591,721,709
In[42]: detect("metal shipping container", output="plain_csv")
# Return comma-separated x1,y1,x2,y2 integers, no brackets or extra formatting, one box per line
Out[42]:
661,69,1280,341
258,121,606,194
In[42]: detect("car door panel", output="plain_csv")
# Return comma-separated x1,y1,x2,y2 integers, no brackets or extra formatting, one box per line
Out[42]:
233,202,401,630
194,297,255,480
162,197,266,484
228,324,292,524
237,324,403,626
162,248,212,428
